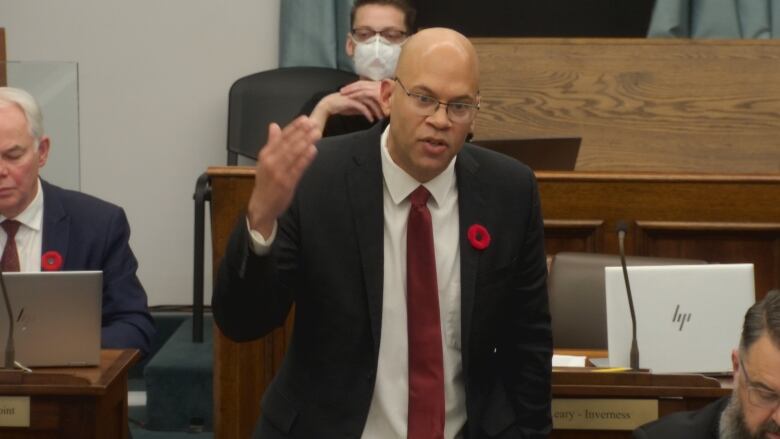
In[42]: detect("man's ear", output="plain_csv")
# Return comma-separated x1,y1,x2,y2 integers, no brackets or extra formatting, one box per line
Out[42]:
37,136,50,168
380,79,394,116
346,33,355,58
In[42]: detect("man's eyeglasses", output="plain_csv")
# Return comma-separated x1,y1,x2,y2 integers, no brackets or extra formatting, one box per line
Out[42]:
394,78,480,125
739,356,780,410
350,27,407,44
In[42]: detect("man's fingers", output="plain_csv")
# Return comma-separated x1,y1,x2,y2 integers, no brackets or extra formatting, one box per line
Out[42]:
342,84,383,119
359,97,384,120
267,117,320,165
259,122,282,158
257,116,320,189
340,80,379,97
340,82,365,95
288,144,318,183
278,116,315,149
348,101,375,122
248,117,319,233
341,87,378,100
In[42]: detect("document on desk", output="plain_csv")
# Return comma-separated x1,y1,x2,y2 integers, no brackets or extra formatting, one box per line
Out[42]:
552,354,587,367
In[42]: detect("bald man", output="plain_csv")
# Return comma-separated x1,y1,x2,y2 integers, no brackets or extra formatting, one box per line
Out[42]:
214,28,552,439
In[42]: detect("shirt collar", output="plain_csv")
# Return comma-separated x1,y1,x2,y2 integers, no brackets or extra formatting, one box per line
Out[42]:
380,124,457,207
0,178,44,232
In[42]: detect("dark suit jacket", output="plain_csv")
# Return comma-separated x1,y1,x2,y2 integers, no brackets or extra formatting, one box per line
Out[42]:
633,396,729,439
213,123,552,438
41,180,155,356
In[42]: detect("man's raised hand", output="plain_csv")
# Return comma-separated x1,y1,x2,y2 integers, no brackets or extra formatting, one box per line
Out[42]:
247,116,321,238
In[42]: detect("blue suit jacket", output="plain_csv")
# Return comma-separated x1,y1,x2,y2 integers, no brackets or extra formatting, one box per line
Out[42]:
41,180,155,356
214,122,552,438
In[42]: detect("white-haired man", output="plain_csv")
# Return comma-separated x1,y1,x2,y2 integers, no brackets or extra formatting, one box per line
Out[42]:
0,87,154,356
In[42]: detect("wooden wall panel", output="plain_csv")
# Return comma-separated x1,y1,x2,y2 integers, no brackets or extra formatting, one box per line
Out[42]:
634,221,780,299
473,38,780,174
538,172,780,295
543,219,604,254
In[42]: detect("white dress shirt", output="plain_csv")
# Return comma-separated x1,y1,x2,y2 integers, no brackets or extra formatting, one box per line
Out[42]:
248,126,466,438
0,179,44,272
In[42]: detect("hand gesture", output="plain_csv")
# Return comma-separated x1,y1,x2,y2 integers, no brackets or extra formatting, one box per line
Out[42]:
247,116,321,238
339,80,384,118
309,80,385,132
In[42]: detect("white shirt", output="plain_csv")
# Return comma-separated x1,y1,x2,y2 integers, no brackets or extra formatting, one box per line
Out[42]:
248,126,466,438
361,126,466,438
0,179,44,272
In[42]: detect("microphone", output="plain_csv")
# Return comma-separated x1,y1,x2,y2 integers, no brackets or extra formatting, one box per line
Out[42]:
616,220,639,370
0,269,15,369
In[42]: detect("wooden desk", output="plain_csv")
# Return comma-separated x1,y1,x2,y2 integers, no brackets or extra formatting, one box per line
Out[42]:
551,371,729,438
0,349,138,438
207,166,764,437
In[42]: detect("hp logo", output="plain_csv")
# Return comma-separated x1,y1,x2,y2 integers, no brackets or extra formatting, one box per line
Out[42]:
672,305,691,331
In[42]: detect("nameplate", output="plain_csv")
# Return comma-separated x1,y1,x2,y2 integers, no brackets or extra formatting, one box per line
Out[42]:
0,396,30,427
552,398,658,430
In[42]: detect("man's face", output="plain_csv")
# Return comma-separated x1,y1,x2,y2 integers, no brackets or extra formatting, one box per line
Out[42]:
346,4,407,57
724,334,780,438
0,104,49,218
380,41,478,182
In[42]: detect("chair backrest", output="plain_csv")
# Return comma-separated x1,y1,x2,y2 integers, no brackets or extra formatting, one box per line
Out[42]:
548,252,706,349
227,66,359,164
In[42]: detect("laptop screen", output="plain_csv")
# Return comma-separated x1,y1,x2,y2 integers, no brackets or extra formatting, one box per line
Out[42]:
0,271,102,367
605,264,754,374
473,137,581,171
549,252,706,350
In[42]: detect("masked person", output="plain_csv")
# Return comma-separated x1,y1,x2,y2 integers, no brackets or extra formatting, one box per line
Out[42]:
301,0,416,137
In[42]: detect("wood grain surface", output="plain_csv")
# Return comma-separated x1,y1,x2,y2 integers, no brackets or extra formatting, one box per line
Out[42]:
473,38,780,174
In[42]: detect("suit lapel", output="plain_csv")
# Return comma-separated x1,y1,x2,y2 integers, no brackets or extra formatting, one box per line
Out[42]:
40,181,70,266
346,126,385,360
344,132,487,366
455,146,485,377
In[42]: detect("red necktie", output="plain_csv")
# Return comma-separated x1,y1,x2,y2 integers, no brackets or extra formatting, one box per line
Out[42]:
406,186,445,439
1,220,21,272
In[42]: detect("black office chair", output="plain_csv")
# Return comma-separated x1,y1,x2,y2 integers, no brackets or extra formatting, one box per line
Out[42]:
226,66,359,164
192,67,358,342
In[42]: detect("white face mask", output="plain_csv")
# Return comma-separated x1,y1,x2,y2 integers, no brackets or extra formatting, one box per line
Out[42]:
352,36,402,81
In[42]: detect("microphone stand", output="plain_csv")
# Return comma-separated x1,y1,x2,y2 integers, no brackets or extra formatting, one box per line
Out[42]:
0,269,15,369
616,221,639,371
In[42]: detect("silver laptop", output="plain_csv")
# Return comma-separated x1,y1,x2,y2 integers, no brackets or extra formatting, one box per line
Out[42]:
0,271,102,367
548,252,706,350
605,264,754,374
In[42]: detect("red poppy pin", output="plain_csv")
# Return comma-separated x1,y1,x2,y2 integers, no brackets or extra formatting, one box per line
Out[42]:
41,251,63,271
467,224,491,250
